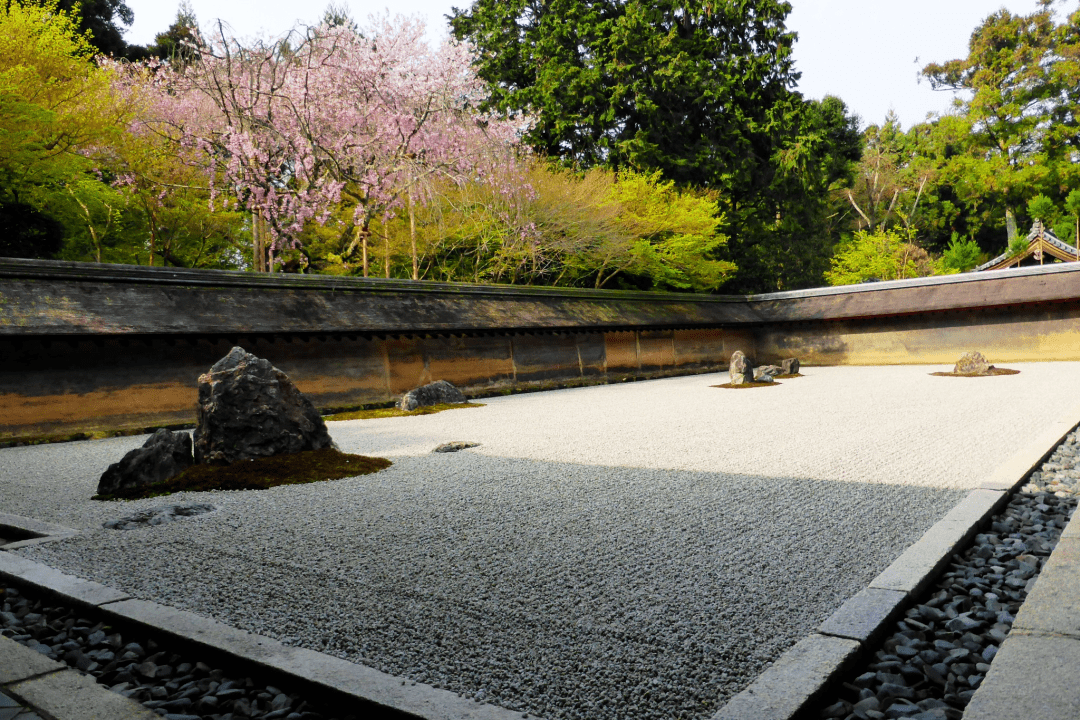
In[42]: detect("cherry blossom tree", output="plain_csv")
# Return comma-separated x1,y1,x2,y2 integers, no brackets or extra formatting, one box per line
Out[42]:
129,14,526,272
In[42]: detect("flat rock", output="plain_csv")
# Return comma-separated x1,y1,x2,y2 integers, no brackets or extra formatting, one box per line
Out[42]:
103,503,216,531
433,442,480,453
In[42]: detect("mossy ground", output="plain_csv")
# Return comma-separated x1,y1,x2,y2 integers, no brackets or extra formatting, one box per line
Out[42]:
711,382,782,389
93,448,392,501
323,402,484,421
930,368,1021,377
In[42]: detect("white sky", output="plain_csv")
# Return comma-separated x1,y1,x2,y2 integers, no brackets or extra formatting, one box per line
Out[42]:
122,0,1063,130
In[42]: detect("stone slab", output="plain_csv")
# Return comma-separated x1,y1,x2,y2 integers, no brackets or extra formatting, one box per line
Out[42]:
1060,506,1080,541
711,634,860,720
0,635,65,685
99,599,538,720
0,512,76,538
5,668,159,720
818,587,908,643
937,489,1007,526
1012,537,1080,639
868,519,975,595
0,553,130,607
963,631,1080,720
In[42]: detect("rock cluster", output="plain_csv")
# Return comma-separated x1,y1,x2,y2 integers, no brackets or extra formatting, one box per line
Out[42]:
817,489,1077,720
194,347,334,464
399,380,466,412
97,348,335,498
728,351,756,385
103,503,216,531
0,584,351,720
954,351,991,375
728,353,800,384
96,429,193,497
1022,429,1080,497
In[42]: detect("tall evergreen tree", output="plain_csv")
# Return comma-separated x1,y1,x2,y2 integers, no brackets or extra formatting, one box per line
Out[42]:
450,0,861,291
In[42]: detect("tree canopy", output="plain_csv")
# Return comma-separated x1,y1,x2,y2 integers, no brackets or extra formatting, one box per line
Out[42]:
451,0,861,291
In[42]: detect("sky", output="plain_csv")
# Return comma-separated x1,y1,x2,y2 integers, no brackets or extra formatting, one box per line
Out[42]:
121,0,1061,130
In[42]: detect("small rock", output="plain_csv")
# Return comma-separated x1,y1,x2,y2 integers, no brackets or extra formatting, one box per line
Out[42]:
399,380,467,412
433,442,480,453
954,351,990,375
781,357,800,374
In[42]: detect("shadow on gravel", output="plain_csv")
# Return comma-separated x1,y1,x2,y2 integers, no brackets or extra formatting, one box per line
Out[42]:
20,457,970,720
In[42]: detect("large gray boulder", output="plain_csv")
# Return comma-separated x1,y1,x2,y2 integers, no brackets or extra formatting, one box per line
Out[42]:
193,347,334,464
729,351,756,385
97,429,193,497
781,357,800,375
954,351,991,375
399,380,467,412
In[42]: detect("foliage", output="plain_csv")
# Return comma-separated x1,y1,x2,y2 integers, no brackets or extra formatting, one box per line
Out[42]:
379,160,736,290
137,14,524,272
825,229,942,285
451,0,860,292
941,234,985,272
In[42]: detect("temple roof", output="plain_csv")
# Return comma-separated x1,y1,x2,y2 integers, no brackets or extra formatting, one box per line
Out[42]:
975,221,1080,271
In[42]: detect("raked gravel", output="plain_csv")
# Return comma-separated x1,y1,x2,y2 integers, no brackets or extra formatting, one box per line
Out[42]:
5,365,1080,720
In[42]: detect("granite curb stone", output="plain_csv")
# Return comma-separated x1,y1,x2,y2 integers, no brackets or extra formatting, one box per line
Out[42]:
710,634,860,720
0,552,130,607
0,635,157,720
817,587,907,644
5,667,159,720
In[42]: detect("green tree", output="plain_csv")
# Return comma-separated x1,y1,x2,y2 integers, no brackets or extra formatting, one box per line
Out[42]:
922,4,1080,244
825,228,942,286
451,0,860,292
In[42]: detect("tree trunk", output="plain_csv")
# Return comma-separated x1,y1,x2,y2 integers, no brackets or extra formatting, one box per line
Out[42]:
409,189,418,281
1006,207,1018,243
384,227,391,278
252,212,265,272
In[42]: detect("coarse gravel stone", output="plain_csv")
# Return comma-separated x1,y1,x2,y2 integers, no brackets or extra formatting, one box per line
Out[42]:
5,365,1080,720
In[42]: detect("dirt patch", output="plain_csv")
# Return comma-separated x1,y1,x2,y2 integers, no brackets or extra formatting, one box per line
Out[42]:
93,448,391,500
710,382,782,389
930,368,1021,377
323,402,484,421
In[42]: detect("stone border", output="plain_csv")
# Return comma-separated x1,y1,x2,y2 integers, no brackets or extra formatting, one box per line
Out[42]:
711,400,1080,720
0,512,78,550
0,552,540,720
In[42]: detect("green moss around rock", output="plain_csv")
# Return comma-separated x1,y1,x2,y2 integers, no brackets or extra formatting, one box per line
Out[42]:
710,382,782,389
930,368,1020,377
93,447,391,501
323,402,484,421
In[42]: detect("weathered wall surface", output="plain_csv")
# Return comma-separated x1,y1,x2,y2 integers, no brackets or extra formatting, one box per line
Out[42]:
3,258,1080,441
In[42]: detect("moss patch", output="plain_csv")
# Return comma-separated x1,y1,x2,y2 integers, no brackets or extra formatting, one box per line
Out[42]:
711,382,782,389
774,373,803,379
930,368,1020,377
93,448,391,501
323,402,483,421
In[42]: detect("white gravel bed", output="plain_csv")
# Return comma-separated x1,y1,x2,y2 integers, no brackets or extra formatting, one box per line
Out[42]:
5,364,1080,720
